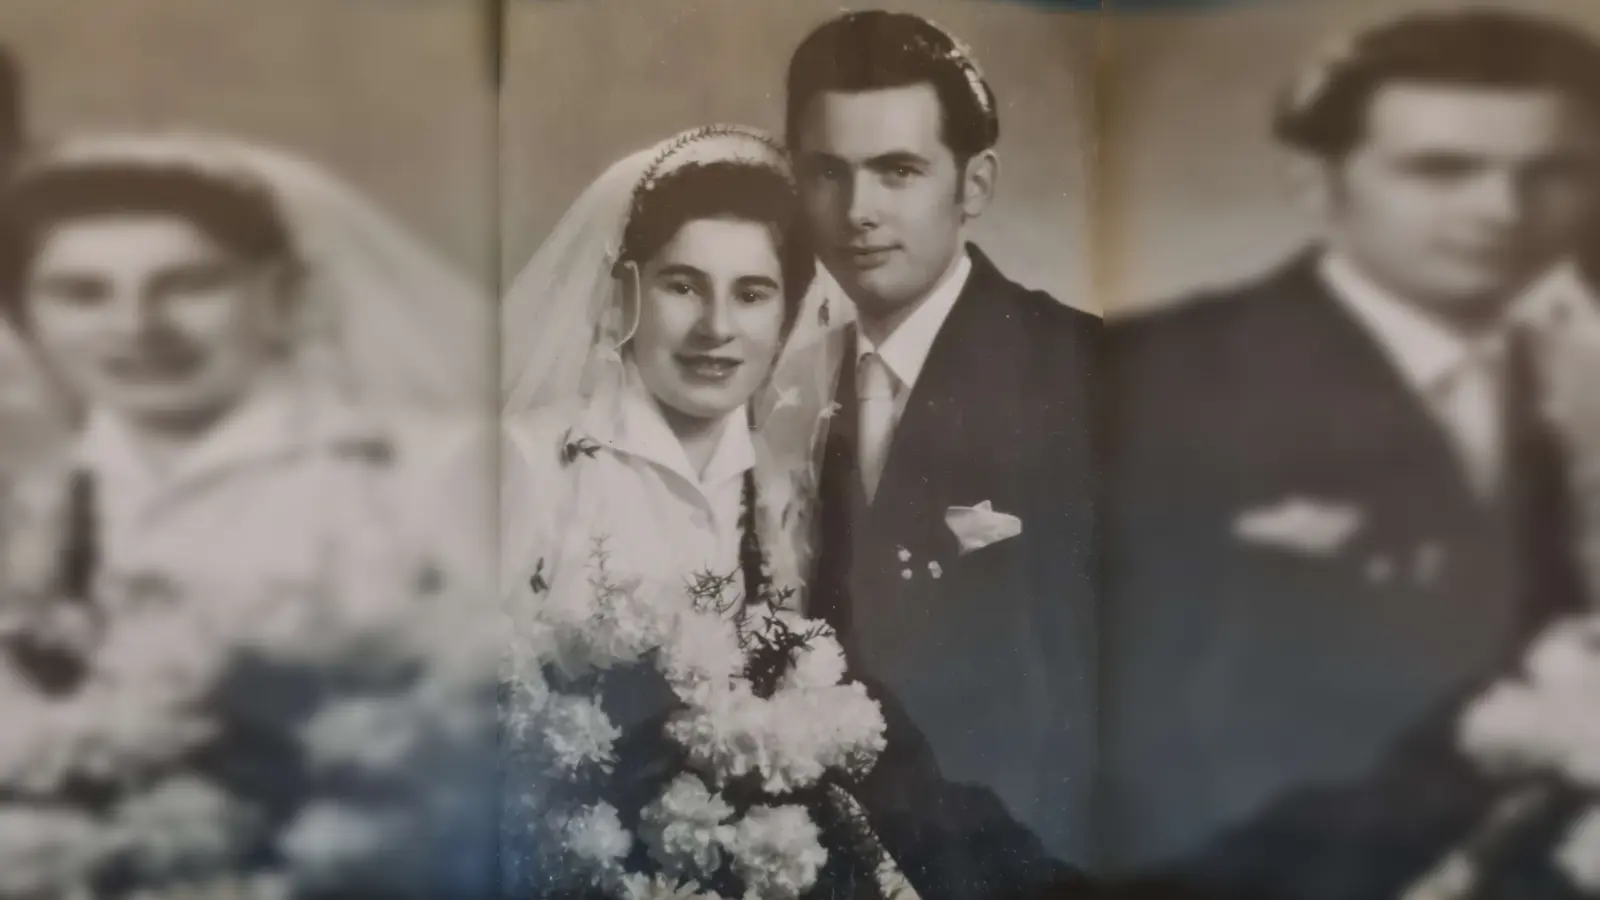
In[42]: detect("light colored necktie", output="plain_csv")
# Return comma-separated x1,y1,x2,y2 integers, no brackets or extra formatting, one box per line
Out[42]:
856,351,898,501
1431,340,1508,500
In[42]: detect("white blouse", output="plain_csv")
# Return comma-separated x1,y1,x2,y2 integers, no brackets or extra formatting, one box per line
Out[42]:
38,374,490,597
500,365,808,614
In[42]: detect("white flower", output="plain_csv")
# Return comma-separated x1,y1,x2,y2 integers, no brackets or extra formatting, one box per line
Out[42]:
659,608,745,700
779,630,849,692
1461,683,1562,775
1460,616,1600,786
1558,805,1600,890
668,679,886,794
928,561,943,579
724,805,826,900
562,802,633,878
618,872,729,900
277,802,412,891
68,681,216,785
110,775,261,879
1525,616,1600,692
300,695,425,776
639,773,734,877
667,681,769,784
0,806,113,896
542,693,620,772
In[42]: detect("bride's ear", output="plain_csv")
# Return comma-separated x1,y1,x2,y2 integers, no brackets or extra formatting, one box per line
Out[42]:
609,259,641,346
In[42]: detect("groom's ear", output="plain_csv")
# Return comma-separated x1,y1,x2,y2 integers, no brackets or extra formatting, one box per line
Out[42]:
959,149,998,222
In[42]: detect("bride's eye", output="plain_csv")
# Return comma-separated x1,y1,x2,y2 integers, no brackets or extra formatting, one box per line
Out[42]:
662,279,698,296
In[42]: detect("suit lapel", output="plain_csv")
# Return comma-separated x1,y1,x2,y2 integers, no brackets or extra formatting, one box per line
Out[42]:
1260,255,1478,515
868,247,1023,539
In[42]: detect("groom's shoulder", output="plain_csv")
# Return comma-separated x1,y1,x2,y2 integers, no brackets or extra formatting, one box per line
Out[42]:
1107,250,1320,371
971,245,1100,343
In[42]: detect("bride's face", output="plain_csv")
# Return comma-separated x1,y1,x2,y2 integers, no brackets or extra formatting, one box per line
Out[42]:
22,213,291,432
630,217,787,424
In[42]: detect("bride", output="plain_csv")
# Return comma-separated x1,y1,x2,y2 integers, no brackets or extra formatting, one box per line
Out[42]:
0,131,493,610
499,123,824,625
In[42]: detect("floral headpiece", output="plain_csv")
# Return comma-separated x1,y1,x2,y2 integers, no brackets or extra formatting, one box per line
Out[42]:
630,124,790,211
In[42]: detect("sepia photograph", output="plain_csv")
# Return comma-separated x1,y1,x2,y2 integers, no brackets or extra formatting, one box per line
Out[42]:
3,0,1600,898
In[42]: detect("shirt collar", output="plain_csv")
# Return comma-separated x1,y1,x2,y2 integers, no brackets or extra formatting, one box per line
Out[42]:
73,371,384,490
579,360,756,492
1319,252,1529,394
854,248,972,390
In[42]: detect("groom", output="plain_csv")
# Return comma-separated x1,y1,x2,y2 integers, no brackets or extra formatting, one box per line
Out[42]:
771,9,1101,888
1102,9,1600,894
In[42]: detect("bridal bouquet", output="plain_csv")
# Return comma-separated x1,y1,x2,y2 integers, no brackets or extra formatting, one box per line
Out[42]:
503,539,902,900
0,561,500,899
1401,615,1600,899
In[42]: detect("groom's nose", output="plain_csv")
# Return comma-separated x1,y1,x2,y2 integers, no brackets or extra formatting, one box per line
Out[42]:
846,170,885,231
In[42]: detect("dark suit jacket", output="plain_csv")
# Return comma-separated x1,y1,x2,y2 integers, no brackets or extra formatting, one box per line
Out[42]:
1100,249,1585,891
808,243,1102,882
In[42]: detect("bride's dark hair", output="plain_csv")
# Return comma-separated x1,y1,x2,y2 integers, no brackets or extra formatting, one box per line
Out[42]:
618,160,816,334
0,162,295,316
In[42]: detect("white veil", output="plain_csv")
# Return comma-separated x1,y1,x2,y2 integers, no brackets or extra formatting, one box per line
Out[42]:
13,131,493,418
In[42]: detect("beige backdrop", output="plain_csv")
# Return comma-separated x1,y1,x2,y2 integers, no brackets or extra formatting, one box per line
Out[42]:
1101,0,1600,314
500,0,1099,315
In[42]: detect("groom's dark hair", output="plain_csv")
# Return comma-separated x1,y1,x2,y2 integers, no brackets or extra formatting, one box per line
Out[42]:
1277,9,1600,159
619,161,816,332
785,11,999,164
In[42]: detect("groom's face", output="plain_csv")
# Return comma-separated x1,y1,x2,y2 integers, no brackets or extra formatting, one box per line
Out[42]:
1319,83,1600,323
793,83,968,321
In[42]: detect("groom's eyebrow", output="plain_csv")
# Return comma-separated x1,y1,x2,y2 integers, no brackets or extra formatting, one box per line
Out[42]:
867,151,932,169
736,274,781,290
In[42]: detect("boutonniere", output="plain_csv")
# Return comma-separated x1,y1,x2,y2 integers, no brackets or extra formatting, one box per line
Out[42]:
1232,496,1365,557
558,428,602,466
944,501,1023,555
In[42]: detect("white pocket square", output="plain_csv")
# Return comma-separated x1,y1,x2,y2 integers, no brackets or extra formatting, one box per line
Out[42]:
945,501,1022,555
1233,496,1364,557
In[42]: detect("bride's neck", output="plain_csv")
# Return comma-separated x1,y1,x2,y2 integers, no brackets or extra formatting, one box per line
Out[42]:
658,403,728,479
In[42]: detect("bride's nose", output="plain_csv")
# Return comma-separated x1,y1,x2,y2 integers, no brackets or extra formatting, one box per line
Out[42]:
695,292,736,342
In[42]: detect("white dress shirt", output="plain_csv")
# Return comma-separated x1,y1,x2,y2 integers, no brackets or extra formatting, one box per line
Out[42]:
853,249,972,496
1321,253,1535,499
500,363,758,608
